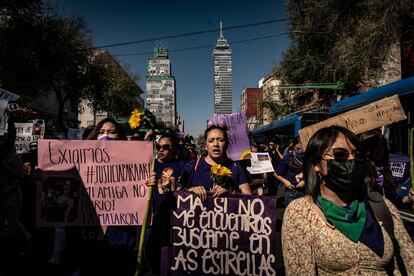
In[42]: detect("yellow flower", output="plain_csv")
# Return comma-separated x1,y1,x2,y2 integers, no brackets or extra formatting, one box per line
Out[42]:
210,164,232,187
218,166,232,177
211,164,222,175
128,108,142,129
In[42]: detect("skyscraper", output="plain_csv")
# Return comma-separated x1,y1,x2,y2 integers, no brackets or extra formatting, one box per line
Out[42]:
213,22,232,114
146,47,176,127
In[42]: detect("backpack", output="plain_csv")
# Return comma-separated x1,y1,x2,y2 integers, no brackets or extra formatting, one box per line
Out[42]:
367,192,407,276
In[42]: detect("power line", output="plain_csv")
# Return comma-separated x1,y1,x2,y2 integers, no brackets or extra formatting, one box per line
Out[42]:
114,32,289,57
90,18,288,50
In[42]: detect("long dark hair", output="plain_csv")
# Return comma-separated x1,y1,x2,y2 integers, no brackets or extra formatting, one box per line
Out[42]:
204,125,228,145
303,126,367,198
87,118,127,140
158,133,177,155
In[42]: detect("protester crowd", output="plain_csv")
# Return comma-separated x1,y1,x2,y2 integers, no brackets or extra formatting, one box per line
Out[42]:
1,113,414,276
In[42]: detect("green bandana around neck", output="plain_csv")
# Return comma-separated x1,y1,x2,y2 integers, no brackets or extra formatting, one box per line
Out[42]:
317,195,367,242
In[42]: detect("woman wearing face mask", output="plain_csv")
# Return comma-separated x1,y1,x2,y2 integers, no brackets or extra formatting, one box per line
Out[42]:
87,117,126,140
282,126,414,275
182,124,251,201
81,118,136,275
274,137,305,207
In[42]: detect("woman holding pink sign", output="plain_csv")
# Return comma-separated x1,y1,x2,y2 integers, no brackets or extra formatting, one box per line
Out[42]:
80,117,137,276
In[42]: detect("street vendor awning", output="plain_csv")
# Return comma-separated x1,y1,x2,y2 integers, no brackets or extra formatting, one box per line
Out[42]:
329,76,414,115
252,114,300,135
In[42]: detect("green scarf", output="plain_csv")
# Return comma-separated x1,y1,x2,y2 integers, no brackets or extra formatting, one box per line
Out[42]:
317,196,367,242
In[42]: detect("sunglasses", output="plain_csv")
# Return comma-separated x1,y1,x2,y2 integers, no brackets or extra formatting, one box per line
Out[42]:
156,144,172,151
323,148,366,161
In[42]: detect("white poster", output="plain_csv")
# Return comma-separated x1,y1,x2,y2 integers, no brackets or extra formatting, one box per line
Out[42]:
15,122,40,154
247,152,275,174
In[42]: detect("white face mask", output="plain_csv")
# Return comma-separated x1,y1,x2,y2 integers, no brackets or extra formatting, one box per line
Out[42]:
97,133,118,140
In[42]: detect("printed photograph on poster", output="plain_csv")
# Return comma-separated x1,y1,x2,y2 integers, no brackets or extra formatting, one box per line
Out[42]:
37,139,153,226
32,119,45,137
40,176,80,223
247,152,275,174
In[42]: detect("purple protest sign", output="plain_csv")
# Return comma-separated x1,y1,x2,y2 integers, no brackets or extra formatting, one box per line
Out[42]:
210,112,250,161
161,192,277,276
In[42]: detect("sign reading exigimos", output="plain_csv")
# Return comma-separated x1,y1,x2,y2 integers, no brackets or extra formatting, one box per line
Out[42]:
299,95,407,148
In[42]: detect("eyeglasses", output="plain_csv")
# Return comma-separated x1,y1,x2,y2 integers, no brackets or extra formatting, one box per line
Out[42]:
156,144,172,151
323,148,366,161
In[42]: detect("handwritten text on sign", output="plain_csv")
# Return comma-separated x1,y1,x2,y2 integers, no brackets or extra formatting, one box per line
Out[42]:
165,192,277,276
299,95,407,148
37,140,152,226
14,122,39,154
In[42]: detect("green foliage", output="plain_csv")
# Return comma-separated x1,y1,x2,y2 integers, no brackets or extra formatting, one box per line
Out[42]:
1,0,93,130
259,89,294,121
84,51,142,117
1,0,142,130
275,0,414,92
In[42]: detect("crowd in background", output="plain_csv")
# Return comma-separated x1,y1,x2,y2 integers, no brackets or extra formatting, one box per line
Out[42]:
1,115,414,275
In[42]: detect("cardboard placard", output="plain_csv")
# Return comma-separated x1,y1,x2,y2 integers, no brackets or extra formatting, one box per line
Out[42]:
299,95,407,148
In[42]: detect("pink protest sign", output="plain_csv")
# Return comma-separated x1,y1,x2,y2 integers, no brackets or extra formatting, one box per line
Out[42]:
210,112,250,161
37,140,152,226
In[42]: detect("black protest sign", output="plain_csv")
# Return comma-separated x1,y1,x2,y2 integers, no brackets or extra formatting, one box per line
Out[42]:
162,192,277,276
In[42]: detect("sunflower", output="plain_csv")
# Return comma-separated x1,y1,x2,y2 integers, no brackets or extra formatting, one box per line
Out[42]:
210,164,232,187
128,108,143,129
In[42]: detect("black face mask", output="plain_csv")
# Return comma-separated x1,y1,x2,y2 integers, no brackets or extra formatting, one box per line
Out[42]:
322,160,366,193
